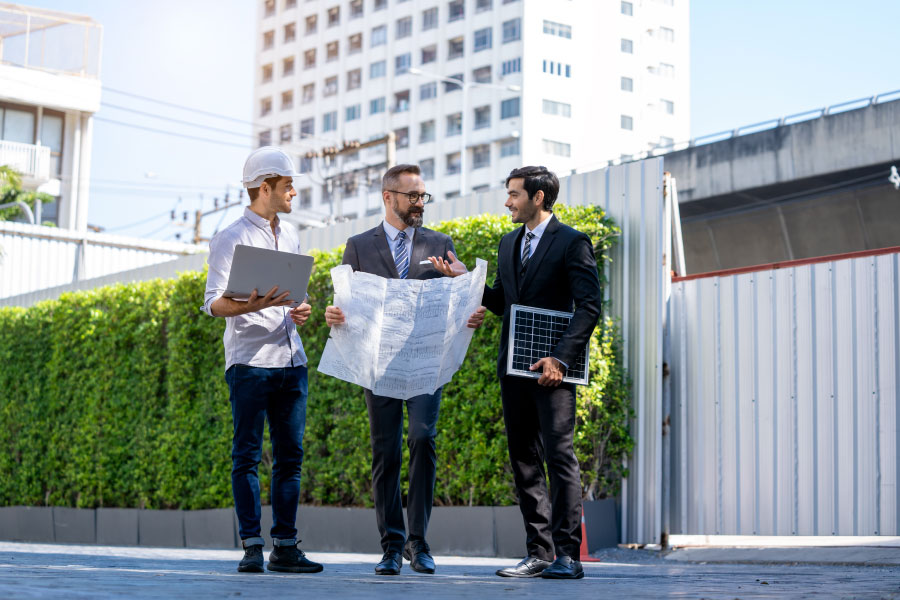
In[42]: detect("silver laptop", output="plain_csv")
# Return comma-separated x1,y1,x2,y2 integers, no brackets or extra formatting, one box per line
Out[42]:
223,244,314,306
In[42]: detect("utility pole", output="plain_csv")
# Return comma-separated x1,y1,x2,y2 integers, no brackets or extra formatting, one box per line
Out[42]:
191,191,243,244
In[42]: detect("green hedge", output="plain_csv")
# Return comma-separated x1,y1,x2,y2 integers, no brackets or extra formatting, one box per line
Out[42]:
0,206,631,509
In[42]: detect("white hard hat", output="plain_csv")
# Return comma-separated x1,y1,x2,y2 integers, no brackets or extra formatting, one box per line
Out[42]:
242,146,301,189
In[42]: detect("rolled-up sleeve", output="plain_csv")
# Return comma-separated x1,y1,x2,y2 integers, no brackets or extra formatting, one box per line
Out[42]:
201,232,235,317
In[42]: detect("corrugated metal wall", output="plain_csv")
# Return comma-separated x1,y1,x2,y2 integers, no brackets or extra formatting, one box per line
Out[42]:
667,250,900,536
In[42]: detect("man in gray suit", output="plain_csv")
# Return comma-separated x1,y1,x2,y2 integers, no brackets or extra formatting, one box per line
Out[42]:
324,164,485,576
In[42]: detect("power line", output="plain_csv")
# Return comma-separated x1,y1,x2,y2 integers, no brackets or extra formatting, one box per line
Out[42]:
104,210,172,232
101,102,253,140
93,116,251,149
103,85,267,129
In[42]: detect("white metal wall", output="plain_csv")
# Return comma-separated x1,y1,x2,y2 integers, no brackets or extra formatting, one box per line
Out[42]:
667,251,900,536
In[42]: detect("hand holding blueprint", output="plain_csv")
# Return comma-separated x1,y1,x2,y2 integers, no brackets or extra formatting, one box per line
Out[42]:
317,259,488,399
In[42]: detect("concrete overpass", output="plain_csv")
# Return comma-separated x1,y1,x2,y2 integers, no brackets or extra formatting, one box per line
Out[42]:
660,92,900,274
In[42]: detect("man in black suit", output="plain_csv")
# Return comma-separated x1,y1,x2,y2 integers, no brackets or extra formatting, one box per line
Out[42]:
483,166,602,580
324,164,485,576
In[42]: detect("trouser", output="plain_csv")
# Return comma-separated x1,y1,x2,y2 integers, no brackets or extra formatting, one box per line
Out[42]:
500,375,582,561
365,388,442,553
226,364,308,543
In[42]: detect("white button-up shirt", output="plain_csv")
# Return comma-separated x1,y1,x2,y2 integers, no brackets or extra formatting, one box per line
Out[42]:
202,207,308,371
382,220,415,265
519,212,553,260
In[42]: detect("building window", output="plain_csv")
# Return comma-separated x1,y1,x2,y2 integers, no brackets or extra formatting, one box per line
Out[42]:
542,138,571,157
323,110,338,132
420,158,435,180
661,99,674,114
473,65,491,83
420,81,437,100
419,120,435,143
422,7,438,30
259,129,272,147
396,16,412,39
502,18,521,43
476,0,492,11
542,99,571,117
446,152,461,174
370,60,386,78
444,73,463,92
300,117,314,137
324,76,338,96
263,30,275,50
621,114,633,130
281,90,294,110
326,40,339,61
658,27,675,42
500,97,520,119
370,97,386,114
347,68,362,90
299,156,313,174
472,144,490,169
474,105,491,129
393,90,410,113
284,0,297,7
543,20,572,39
348,33,363,54
350,0,363,18
448,0,464,22
280,123,292,142
394,126,409,148
395,53,411,75
501,57,521,75
304,48,316,69
446,113,461,136
374,0,387,10
448,37,464,60
305,14,317,34
282,56,294,77
621,1,633,15
621,38,633,53
542,60,571,77
262,63,273,83
298,188,312,208
500,138,520,158
372,25,387,46
284,22,297,43
621,76,633,92
327,5,340,27
260,97,272,117
302,83,315,103
264,0,276,18
421,45,437,64
346,104,361,121
474,27,492,52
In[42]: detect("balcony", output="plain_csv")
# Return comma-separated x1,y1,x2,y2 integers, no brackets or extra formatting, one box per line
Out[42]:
0,140,51,186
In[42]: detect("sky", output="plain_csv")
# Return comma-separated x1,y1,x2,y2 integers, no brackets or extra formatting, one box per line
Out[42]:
18,0,900,241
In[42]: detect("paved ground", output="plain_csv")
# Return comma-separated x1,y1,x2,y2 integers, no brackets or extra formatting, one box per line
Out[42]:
1,542,898,599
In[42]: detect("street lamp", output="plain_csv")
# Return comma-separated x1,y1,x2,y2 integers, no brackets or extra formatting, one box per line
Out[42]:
408,67,521,197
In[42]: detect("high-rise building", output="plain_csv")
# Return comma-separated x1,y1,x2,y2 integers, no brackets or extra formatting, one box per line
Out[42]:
254,0,689,226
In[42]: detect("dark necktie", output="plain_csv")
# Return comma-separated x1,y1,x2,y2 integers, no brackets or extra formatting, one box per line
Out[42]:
394,231,409,279
520,231,535,274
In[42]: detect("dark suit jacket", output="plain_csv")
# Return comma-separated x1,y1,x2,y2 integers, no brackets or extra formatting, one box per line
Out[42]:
482,214,602,378
342,223,456,281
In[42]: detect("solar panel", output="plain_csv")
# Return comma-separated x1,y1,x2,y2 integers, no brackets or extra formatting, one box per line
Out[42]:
506,304,590,386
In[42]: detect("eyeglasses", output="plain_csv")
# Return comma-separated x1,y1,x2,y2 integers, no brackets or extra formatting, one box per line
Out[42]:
387,190,433,205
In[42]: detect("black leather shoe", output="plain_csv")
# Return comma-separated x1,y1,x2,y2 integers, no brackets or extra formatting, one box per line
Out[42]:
237,544,264,573
540,555,584,579
495,556,552,578
403,539,435,574
375,551,402,575
266,542,324,573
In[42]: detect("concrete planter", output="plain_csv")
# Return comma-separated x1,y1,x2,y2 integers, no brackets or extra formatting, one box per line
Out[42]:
184,508,236,549
138,509,184,548
97,508,139,546
52,507,95,544
0,506,54,543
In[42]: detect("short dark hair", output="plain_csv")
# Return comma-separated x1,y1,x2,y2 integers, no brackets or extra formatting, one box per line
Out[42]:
506,166,559,211
382,164,421,192
247,176,285,202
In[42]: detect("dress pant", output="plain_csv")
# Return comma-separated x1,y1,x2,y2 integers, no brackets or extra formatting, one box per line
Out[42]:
500,375,582,561
226,364,308,542
365,388,442,553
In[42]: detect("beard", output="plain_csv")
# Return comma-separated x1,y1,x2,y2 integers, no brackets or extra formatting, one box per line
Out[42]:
511,200,538,224
392,198,424,228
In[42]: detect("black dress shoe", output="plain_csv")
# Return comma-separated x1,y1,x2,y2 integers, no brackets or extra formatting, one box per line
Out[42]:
375,551,402,575
495,556,552,578
540,555,584,579
403,540,435,574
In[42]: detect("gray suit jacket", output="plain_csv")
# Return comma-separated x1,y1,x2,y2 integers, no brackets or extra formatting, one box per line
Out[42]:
342,223,456,281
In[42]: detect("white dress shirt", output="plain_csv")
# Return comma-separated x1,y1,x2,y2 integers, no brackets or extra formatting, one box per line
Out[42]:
519,212,553,261
382,220,415,265
202,207,308,371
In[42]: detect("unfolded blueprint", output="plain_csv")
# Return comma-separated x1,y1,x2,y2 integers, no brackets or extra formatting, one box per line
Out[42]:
317,259,487,399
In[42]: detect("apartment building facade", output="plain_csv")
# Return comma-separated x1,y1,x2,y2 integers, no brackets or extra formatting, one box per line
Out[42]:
254,0,689,226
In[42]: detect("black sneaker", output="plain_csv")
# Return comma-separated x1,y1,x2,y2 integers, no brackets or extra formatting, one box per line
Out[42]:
267,542,324,573
237,544,264,573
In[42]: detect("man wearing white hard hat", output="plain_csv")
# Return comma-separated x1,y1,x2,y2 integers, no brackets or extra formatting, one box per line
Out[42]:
202,147,322,575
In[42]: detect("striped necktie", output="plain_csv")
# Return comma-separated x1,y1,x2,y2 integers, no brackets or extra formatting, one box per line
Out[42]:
394,230,409,279
520,231,535,274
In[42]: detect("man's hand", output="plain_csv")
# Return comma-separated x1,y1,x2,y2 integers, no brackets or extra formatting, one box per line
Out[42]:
530,356,566,387
247,285,292,311
428,250,468,277
289,302,311,326
324,305,345,327
467,306,487,329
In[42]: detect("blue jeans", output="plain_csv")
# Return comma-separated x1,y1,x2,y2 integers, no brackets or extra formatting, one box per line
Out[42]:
226,364,308,542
